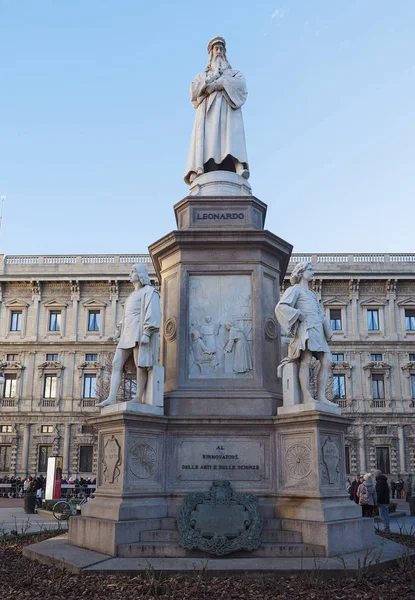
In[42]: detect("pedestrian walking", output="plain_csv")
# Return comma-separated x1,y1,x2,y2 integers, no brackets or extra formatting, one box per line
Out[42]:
373,469,390,532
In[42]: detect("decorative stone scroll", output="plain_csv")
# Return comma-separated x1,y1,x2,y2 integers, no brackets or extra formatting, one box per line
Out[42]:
102,435,122,485
178,480,262,556
321,436,340,485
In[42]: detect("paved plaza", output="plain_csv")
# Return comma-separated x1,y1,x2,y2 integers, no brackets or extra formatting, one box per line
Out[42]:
0,499,66,536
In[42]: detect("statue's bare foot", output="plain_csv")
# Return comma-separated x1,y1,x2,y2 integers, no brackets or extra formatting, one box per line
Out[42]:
303,395,315,403
96,398,116,408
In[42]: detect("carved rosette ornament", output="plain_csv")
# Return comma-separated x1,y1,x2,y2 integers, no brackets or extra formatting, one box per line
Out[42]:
264,317,278,340
178,481,263,556
129,442,157,479
164,317,177,342
285,443,312,479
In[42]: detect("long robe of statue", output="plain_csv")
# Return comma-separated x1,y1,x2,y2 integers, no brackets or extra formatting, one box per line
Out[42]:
184,37,249,185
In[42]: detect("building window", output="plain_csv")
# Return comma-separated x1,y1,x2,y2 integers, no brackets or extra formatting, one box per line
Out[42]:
375,426,388,435
6,354,18,361
40,425,54,434
0,425,13,433
410,354,415,362
333,375,346,399
405,309,415,331
10,311,22,331
411,374,415,400
48,311,61,331
123,376,137,400
85,354,98,362
46,354,59,361
83,375,97,399
376,446,390,474
344,446,350,475
43,374,57,399
88,310,100,332
330,309,342,331
79,446,94,472
38,445,52,473
367,309,379,331
370,353,382,361
81,424,95,435
332,353,344,362
372,374,385,399
3,374,17,398
0,446,11,471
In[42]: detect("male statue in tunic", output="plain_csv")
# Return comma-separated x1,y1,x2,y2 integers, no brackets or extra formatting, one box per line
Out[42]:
96,264,161,407
184,36,249,185
275,261,335,405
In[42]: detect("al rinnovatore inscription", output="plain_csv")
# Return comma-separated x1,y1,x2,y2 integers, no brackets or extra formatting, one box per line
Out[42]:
188,275,252,378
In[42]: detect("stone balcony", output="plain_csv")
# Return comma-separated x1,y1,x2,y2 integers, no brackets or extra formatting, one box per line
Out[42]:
287,253,415,276
0,254,156,279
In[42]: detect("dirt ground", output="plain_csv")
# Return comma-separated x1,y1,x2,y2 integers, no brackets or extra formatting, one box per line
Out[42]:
0,531,414,600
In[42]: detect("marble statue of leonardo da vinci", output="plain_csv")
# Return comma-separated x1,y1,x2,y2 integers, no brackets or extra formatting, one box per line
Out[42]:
184,37,249,185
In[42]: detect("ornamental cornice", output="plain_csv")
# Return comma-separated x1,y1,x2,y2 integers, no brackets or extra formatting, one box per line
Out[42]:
0,361,25,370
331,361,353,378
363,361,391,378
401,362,415,377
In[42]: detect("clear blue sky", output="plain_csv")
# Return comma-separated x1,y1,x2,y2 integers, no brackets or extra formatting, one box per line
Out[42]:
1,1,414,255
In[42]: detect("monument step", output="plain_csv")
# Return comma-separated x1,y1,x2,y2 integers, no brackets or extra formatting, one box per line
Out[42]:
261,530,303,543
262,518,282,530
118,541,325,559
160,518,177,530
139,529,302,544
140,530,179,542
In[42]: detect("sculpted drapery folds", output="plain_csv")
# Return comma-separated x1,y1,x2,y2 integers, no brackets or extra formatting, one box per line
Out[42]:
184,37,249,185
275,261,335,405
96,264,161,408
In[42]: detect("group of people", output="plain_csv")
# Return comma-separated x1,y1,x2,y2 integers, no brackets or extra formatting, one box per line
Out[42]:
348,470,394,531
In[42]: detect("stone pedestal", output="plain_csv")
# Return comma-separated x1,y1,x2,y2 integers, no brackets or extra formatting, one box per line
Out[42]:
69,402,374,558
275,411,374,556
68,178,373,561
149,186,292,417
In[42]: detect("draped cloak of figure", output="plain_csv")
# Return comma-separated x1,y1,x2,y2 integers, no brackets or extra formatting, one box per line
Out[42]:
117,285,161,367
184,68,249,184
225,324,253,374
275,285,331,361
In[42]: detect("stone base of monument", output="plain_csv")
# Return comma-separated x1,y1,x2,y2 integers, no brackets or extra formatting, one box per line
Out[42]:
65,402,375,559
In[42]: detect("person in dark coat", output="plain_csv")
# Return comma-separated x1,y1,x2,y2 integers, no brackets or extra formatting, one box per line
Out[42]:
374,469,390,532
350,476,360,503
391,479,396,499
396,478,404,499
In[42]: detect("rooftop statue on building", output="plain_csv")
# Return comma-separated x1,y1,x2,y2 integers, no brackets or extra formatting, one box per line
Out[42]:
275,261,337,406
96,264,161,408
184,36,249,185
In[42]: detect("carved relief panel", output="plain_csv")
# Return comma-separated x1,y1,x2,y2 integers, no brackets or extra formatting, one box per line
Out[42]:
188,275,253,379
99,433,123,488
278,433,317,492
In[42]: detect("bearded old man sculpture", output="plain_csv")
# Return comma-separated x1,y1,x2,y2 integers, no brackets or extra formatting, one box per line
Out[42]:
184,36,249,185
96,264,161,408
275,261,337,409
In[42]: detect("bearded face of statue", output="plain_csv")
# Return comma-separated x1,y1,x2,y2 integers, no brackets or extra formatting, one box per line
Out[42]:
209,43,230,73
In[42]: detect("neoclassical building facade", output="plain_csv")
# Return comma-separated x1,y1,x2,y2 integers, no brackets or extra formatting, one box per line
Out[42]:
0,252,414,479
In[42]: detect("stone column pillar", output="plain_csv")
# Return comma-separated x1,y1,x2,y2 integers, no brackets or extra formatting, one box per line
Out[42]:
398,425,406,475
22,424,30,477
71,281,80,341
63,423,71,478
358,425,366,473
109,281,119,336
349,279,360,341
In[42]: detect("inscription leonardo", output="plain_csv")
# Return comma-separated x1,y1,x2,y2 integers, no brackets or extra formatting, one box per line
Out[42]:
196,212,244,220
